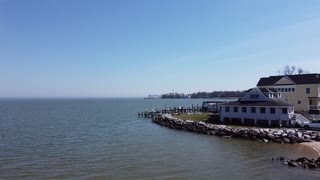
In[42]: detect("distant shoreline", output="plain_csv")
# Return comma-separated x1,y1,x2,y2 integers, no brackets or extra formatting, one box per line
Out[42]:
156,97,240,99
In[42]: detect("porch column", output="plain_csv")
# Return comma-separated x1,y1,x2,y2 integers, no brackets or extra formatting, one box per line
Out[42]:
286,120,290,127
268,120,271,127
241,118,244,125
254,119,257,126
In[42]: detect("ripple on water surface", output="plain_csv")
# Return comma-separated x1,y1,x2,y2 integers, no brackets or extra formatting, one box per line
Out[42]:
0,99,320,180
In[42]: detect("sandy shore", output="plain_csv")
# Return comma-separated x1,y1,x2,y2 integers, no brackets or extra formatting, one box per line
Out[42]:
300,142,320,157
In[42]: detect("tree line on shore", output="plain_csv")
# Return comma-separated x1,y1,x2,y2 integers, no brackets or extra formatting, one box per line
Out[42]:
161,65,310,99
161,91,245,99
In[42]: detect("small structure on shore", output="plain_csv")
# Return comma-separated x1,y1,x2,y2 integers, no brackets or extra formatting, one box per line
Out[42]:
144,95,161,99
219,88,295,127
202,101,224,113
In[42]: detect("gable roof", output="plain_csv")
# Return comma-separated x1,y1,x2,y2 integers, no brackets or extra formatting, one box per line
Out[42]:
239,88,270,102
274,76,295,85
257,73,320,86
221,87,289,107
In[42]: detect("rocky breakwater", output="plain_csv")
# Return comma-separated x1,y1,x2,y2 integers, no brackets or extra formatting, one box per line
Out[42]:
152,115,320,144
274,157,320,169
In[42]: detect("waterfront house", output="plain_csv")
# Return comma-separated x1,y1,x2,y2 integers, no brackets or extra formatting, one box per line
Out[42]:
219,88,294,127
257,73,320,114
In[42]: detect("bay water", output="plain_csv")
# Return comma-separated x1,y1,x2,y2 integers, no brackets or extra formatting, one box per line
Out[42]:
0,98,319,179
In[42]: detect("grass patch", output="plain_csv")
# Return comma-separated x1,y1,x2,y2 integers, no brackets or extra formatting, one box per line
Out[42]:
173,113,209,122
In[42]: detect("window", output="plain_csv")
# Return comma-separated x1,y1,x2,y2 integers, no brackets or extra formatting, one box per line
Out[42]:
288,88,291,92
225,107,230,112
233,107,238,112
250,94,259,99
251,107,256,113
282,108,288,114
292,88,295,92
260,107,265,114
270,108,275,114
306,88,311,94
297,100,301,104
285,88,288,92
242,107,247,113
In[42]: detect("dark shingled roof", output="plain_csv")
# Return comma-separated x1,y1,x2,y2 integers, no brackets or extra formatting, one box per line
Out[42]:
257,74,320,86
220,100,293,107
268,88,278,92
259,88,269,93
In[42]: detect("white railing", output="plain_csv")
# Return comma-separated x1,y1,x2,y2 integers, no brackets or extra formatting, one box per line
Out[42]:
309,105,320,110
306,114,320,121
294,113,310,126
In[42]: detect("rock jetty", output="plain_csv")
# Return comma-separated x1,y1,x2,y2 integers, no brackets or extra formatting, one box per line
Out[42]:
153,115,320,143
274,157,320,169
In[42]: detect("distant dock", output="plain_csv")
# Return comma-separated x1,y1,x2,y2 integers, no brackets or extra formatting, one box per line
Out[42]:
138,105,204,118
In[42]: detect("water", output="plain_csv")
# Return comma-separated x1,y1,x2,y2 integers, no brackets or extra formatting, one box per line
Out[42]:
0,98,319,179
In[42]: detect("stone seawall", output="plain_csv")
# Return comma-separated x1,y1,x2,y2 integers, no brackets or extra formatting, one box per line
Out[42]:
153,115,320,144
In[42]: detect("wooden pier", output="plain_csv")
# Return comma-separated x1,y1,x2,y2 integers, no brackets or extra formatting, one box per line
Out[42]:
138,106,204,118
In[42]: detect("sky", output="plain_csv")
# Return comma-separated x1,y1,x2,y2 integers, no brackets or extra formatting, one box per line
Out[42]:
1,0,320,97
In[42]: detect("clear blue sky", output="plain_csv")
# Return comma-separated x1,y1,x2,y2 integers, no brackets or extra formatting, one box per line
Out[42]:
1,0,320,97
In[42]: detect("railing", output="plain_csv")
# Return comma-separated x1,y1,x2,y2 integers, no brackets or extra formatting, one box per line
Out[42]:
294,113,310,126
309,105,320,110
306,114,320,121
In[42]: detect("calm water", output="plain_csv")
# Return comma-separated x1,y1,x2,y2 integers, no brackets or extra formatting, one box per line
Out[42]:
0,98,319,180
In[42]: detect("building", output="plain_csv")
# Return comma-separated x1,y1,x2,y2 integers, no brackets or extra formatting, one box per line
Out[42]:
145,95,161,99
257,73,320,114
219,88,295,127
202,101,224,113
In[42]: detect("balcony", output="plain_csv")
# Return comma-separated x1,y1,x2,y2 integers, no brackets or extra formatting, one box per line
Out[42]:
309,105,320,114
309,105,320,110
306,114,320,121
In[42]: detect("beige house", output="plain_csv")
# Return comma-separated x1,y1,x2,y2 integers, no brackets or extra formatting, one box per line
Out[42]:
257,73,320,114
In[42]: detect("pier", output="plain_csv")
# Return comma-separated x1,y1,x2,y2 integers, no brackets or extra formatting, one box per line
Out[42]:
138,105,204,118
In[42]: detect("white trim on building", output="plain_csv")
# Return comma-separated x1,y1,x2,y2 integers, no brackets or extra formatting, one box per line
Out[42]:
219,88,294,127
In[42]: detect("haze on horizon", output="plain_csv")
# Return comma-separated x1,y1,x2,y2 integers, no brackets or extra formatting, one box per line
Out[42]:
1,0,320,98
